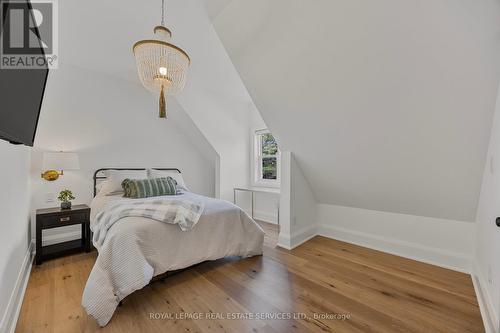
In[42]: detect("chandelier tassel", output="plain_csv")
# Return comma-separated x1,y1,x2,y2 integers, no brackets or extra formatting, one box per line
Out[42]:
159,84,166,118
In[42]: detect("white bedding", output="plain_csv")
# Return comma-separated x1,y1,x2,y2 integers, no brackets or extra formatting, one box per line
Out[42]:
82,191,264,326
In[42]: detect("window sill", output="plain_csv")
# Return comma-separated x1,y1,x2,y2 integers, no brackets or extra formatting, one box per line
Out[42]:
235,186,280,194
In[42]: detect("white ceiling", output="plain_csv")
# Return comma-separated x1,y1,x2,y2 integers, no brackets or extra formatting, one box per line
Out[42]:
58,0,251,107
203,0,233,19
208,0,500,221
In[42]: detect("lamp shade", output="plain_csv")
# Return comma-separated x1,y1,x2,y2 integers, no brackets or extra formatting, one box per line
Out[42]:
42,152,80,171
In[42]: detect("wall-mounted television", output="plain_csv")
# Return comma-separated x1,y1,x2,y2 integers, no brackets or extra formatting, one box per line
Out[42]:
0,0,49,146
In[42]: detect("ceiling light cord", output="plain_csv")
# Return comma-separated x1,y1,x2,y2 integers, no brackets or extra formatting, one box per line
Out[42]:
161,0,165,26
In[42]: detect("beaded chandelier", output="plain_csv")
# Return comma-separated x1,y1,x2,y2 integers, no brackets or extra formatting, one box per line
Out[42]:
133,0,190,118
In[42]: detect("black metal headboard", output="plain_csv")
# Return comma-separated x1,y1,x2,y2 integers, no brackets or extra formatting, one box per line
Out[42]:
93,168,181,197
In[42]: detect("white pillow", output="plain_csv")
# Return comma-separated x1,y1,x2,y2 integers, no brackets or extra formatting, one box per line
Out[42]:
98,169,148,195
96,181,123,196
148,169,188,190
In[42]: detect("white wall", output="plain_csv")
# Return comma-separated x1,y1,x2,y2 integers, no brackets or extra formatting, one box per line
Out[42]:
0,141,32,332
253,192,279,223
31,63,217,243
235,190,279,224
475,82,500,332
289,155,317,244
278,152,318,249
278,152,292,248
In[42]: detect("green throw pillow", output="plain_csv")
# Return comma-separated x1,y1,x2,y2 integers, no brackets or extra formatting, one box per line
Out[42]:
121,177,178,198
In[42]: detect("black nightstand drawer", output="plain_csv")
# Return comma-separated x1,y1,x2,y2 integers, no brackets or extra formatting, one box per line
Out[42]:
40,212,88,228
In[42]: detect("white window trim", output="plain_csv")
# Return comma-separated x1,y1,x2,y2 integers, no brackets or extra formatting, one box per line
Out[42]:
252,129,280,188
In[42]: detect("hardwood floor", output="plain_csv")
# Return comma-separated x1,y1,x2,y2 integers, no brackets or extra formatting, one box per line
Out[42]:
16,222,484,333
257,220,279,248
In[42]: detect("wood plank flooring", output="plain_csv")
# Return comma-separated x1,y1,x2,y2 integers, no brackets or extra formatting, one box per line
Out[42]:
15,221,484,333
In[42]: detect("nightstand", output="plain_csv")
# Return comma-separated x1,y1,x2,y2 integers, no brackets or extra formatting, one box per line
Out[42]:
35,204,91,265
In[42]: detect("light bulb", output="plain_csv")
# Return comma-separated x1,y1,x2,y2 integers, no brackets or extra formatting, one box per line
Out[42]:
159,67,167,75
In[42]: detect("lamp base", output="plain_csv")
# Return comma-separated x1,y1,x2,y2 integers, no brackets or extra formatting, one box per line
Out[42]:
41,170,61,181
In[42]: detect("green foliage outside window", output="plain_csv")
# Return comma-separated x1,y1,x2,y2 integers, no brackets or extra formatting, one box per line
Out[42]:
261,133,278,180
261,133,278,155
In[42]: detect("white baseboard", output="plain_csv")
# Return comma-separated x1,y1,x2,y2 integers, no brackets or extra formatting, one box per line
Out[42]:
277,221,472,274
473,265,499,333
291,224,317,248
0,241,34,333
277,231,292,249
42,230,81,246
277,224,317,250
317,224,472,274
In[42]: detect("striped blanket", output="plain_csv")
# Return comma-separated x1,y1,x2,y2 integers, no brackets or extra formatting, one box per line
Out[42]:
92,199,204,248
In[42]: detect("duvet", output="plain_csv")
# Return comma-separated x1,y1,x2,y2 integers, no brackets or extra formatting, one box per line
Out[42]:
82,191,264,326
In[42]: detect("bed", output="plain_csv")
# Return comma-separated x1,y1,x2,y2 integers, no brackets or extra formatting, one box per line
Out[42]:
82,168,265,326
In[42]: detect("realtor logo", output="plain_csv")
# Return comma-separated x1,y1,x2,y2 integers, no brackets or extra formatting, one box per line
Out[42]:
0,0,58,69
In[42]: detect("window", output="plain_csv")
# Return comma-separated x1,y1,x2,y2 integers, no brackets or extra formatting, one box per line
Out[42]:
254,129,280,187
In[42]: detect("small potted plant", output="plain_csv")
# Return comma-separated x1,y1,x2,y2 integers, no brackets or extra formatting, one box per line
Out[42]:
58,189,75,210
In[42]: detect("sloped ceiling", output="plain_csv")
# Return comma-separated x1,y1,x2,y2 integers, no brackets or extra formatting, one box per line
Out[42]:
57,0,258,151
204,0,233,19
208,0,500,221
